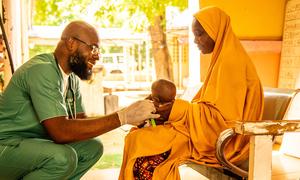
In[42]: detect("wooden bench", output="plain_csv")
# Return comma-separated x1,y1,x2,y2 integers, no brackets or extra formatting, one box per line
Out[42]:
179,87,300,180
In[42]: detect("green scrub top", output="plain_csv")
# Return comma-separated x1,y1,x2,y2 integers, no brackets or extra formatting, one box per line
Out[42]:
0,53,85,145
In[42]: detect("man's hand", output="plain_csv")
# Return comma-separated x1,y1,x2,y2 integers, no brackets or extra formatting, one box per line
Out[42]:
117,100,160,126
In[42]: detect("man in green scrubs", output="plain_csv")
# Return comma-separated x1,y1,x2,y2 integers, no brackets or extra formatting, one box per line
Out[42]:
0,21,159,180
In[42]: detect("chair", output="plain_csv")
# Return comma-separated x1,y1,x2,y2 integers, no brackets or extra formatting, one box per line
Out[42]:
179,87,300,180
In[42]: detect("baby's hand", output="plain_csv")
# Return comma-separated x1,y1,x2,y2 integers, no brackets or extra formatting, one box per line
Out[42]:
137,121,147,128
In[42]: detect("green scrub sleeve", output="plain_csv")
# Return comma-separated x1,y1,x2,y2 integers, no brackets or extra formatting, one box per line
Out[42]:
28,64,68,122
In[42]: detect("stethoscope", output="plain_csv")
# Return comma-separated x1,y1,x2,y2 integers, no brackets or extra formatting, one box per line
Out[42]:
65,77,76,119
55,55,76,119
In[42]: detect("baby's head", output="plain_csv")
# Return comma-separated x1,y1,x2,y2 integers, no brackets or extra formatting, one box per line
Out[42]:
138,79,176,128
151,79,176,104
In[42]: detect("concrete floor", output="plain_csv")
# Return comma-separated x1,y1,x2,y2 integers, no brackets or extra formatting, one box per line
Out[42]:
81,151,300,180
81,166,209,180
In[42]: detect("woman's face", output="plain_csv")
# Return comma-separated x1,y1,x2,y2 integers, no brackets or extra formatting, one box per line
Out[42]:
192,18,215,54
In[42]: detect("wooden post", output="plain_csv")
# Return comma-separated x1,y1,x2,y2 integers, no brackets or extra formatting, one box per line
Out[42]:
249,135,273,180
104,89,119,115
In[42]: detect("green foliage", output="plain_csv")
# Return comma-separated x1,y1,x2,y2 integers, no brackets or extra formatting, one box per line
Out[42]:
108,46,123,53
93,0,187,31
93,0,126,28
122,0,188,27
33,0,93,26
33,0,188,31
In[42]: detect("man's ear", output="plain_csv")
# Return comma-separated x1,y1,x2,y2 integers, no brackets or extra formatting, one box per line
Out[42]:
65,38,77,53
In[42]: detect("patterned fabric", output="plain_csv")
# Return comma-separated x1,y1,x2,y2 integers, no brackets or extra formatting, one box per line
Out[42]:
133,151,170,180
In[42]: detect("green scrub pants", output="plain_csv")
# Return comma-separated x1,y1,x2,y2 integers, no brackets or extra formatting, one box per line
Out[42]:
0,138,103,180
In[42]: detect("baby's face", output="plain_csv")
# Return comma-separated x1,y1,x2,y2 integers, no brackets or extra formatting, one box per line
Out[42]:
151,89,175,104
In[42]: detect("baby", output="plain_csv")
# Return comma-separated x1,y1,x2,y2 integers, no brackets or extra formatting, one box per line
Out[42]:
138,79,176,128
134,79,176,179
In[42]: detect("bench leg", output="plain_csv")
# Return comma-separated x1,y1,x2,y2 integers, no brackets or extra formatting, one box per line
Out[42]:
249,135,272,180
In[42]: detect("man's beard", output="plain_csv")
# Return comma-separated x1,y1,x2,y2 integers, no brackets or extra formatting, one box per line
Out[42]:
69,51,92,80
